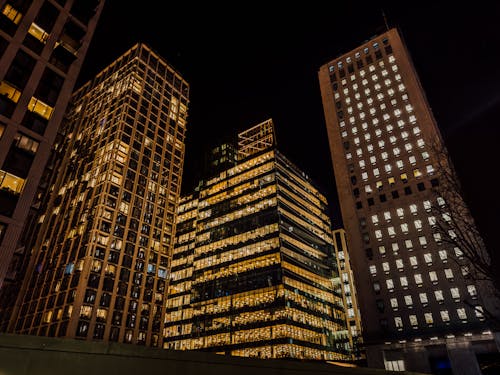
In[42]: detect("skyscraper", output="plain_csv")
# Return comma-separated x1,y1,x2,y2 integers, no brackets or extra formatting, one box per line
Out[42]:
164,119,349,360
12,43,189,347
0,0,105,324
318,28,494,373
332,229,363,360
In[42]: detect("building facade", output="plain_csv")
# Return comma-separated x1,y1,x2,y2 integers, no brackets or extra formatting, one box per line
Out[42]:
12,43,189,347
318,28,495,373
0,0,105,326
332,229,363,360
164,120,349,360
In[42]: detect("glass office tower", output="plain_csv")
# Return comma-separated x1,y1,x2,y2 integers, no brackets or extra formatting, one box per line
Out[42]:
13,43,189,347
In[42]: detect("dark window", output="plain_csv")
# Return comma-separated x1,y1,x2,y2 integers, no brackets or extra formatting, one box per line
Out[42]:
350,176,357,185
404,186,412,195
5,49,36,90
431,178,439,187
366,55,373,64
353,188,360,198
356,201,363,209
379,194,387,202
34,68,64,106
368,197,375,206
70,0,98,24
391,190,399,199
417,182,426,191
385,45,393,54
376,299,385,312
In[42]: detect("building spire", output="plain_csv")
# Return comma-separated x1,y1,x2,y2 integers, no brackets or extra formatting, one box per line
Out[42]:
382,8,390,30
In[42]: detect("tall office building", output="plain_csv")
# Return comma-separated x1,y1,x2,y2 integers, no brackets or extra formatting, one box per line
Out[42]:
12,43,189,346
319,28,494,373
0,0,105,324
332,229,363,360
164,119,349,360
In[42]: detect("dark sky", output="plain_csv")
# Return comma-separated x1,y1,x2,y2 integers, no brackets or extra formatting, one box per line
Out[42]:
78,2,500,253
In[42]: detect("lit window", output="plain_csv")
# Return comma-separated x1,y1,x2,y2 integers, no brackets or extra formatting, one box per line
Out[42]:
413,126,421,135
405,143,413,152
450,287,460,300
373,168,380,177
361,172,368,180
423,200,431,211
409,256,418,267
388,226,396,236
385,360,406,372
467,285,477,298
444,268,454,280
435,290,444,302
393,147,401,156
475,306,484,319
417,138,425,147
359,160,366,168
371,214,379,224
384,211,391,221
389,55,396,63
400,223,409,233
385,164,392,173
369,265,377,275
375,230,382,239
341,131,348,138
454,247,464,259
389,136,397,144
367,144,374,152
420,293,429,304
413,168,421,178
397,161,404,169
362,122,368,130
354,137,361,145
379,245,386,255
390,298,398,309
392,242,399,253
404,295,413,306
414,219,422,230
414,273,423,285
425,312,433,324
398,83,405,91
457,308,467,320
370,155,376,164
438,250,447,261
394,316,403,329
409,314,418,327
405,239,413,250
429,271,438,283
382,262,390,272
424,253,433,264
433,233,442,243
381,151,388,160
387,279,394,290
428,216,436,226
400,276,408,288
418,236,427,246
426,165,435,174
364,184,372,193
346,152,352,159
388,176,395,185
388,88,395,96
396,259,404,270
440,310,450,322
375,83,381,91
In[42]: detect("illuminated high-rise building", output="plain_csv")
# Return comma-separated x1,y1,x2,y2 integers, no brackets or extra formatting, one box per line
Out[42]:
164,119,349,360
0,0,105,324
332,229,363,360
319,27,494,373
12,43,189,346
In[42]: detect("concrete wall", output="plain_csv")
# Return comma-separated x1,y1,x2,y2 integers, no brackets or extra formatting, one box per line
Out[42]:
0,334,421,375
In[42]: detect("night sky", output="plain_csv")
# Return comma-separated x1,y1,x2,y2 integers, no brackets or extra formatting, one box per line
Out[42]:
77,2,500,256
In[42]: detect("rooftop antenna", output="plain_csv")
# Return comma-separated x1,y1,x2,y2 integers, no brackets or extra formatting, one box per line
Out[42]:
382,9,390,30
